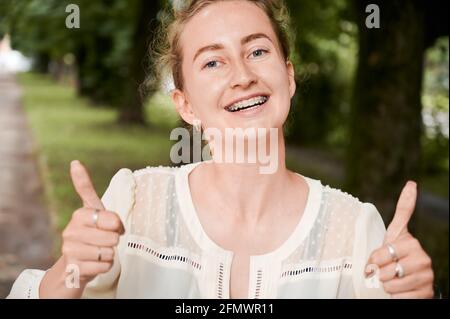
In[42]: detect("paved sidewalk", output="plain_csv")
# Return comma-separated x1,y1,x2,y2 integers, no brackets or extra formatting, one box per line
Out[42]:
0,73,53,298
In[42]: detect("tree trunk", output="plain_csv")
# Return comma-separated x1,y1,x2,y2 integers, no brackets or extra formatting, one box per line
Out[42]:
34,52,50,74
75,45,90,97
118,0,161,125
346,0,425,226
76,35,119,106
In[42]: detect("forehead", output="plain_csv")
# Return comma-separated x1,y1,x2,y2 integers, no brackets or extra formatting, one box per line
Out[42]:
179,1,277,59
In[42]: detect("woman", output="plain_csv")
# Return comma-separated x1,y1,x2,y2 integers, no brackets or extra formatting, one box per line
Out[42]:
8,0,434,299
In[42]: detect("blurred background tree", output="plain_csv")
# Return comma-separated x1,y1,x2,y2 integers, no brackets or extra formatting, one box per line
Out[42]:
284,0,357,150
0,0,163,123
347,0,448,225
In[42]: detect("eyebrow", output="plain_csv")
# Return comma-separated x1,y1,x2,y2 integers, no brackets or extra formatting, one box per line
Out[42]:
241,33,272,46
193,33,273,62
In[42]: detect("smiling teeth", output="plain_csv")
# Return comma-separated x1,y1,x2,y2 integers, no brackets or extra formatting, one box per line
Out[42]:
228,96,268,111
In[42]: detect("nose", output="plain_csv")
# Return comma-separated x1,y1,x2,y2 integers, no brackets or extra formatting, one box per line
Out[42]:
229,59,257,89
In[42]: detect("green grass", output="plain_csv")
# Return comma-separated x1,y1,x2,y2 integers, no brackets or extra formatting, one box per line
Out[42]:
18,73,179,237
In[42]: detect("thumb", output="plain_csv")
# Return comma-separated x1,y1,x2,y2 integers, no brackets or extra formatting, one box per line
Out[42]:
384,181,417,244
70,160,104,210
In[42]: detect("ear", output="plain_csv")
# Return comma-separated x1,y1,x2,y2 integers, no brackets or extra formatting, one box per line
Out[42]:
286,60,296,98
171,89,196,125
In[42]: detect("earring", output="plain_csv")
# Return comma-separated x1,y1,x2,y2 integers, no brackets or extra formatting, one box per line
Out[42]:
193,118,202,132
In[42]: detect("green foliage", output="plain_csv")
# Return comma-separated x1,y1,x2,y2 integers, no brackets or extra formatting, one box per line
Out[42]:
422,37,449,176
4,1,68,59
3,0,148,106
284,0,357,148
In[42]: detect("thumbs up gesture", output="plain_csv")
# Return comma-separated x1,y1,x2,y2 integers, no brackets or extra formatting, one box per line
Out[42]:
38,160,125,298
365,181,434,298
59,160,125,284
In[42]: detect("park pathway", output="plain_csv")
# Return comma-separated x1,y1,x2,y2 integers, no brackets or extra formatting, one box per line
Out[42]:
0,73,53,298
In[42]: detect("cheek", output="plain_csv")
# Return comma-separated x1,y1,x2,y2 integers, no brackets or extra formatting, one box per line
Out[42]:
186,82,228,128
186,75,224,110
261,66,292,109
272,71,293,124
257,61,291,94
191,68,228,101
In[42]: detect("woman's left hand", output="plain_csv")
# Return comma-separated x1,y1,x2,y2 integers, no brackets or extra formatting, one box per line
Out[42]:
365,181,435,299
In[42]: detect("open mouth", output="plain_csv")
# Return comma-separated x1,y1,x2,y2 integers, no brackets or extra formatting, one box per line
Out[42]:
225,95,269,112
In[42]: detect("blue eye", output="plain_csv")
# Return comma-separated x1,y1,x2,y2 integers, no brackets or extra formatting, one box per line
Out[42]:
204,60,220,69
251,49,268,58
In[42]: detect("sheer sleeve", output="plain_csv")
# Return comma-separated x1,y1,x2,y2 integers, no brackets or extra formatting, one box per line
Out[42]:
352,202,391,299
6,168,136,299
6,269,47,299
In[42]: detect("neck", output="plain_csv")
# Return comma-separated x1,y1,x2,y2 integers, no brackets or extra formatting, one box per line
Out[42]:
202,131,294,225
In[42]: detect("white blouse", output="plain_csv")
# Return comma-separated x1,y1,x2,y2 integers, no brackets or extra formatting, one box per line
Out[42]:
7,162,390,299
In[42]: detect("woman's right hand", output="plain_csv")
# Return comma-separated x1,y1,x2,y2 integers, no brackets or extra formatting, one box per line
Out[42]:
39,160,125,298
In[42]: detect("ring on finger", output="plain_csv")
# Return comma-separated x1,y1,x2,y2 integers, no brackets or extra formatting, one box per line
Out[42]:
387,243,399,262
395,262,405,278
92,209,100,228
97,247,102,262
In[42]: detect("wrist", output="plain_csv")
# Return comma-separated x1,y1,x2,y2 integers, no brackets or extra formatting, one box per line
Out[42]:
39,257,87,298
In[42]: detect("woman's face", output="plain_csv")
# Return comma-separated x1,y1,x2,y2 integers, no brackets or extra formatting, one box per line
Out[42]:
172,0,296,132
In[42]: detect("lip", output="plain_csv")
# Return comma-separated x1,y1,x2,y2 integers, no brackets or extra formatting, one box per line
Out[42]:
224,92,270,110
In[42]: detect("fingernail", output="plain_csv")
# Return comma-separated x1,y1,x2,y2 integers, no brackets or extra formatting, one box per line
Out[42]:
364,265,374,278
71,160,80,167
407,180,417,188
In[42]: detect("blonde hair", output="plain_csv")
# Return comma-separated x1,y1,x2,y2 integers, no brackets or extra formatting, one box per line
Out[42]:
151,0,294,91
